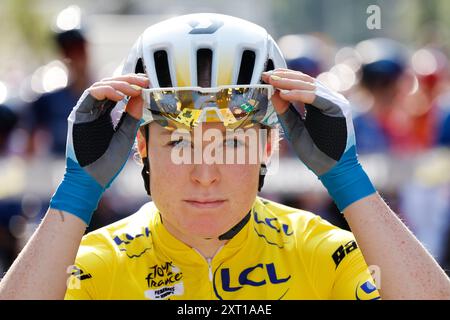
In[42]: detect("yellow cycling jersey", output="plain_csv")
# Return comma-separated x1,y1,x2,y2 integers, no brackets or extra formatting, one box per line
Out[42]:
65,197,380,300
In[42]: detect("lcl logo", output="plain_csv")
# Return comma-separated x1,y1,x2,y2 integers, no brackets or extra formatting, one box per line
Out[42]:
188,19,224,34
219,263,291,292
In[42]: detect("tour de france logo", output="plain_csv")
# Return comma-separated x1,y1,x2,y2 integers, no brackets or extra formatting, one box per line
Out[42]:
144,261,184,300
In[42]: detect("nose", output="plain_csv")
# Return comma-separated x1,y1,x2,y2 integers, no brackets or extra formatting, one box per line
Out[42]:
190,163,220,187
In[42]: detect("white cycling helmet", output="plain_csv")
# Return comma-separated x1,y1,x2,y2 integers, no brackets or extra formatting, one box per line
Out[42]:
123,13,286,88
123,13,286,196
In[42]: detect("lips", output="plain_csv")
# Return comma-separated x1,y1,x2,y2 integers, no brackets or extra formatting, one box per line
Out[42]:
183,199,227,209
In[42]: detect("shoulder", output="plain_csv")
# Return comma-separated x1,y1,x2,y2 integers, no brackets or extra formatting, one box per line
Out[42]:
67,202,157,299
256,196,356,257
77,202,156,263
256,196,346,234
251,198,376,299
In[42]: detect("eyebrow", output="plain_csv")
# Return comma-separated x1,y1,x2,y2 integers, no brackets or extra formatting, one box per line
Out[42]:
157,128,191,140
158,126,257,137
159,127,227,135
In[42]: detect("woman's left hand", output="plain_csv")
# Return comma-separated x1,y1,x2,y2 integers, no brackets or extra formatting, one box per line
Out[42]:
262,68,375,212
261,68,316,114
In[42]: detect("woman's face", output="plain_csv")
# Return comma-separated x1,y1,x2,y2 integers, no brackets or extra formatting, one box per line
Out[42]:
144,122,266,241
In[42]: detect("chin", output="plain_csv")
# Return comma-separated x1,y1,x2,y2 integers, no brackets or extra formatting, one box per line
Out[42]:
186,221,224,239
177,202,239,239
182,215,230,239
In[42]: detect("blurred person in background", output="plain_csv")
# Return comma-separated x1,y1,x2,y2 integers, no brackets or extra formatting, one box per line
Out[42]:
403,46,450,151
420,47,450,147
353,39,450,155
413,47,450,107
353,38,415,154
26,28,92,156
277,33,333,78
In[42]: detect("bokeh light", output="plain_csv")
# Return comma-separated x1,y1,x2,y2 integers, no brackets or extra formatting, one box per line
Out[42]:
31,60,68,94
56,5,82,31
330,64,356,92
317,72,340,92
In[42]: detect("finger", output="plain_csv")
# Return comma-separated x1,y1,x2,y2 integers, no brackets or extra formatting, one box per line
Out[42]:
101,73,148,81
262,69,314,83
274,70,315,82
262,71,314,83
100,74,150,87
92,80,143,97
279,89,316,104
271,90,290,115
266,76,316,92
88,85,126,101
125,95,144,120
273,67,310,75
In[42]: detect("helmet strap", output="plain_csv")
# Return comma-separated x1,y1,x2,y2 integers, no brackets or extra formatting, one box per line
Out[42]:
218,211,251,240
141,125,151,196
258,163,267,192
141,158,151,196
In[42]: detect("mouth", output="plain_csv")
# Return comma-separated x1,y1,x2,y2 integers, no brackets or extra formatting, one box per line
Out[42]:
183,199,227,209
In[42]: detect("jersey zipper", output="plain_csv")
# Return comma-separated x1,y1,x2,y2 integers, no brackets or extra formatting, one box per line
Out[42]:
192,246,224,299
193,245,224,284
206,258,213,282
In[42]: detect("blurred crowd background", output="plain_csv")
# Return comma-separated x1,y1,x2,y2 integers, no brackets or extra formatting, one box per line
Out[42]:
1,0,450,277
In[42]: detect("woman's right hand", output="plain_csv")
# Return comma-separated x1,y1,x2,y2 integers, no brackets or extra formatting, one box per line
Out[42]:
88,73,149,120
49,74,149,226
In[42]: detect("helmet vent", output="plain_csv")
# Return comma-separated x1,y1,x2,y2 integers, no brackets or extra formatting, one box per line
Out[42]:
197,48,213,87
154,50,173,87
237,50,256,85
135,57,145,74
265,59,274,72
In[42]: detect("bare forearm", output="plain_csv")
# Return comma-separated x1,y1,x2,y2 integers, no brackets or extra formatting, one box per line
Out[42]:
0,209,86,299
344,193,450,300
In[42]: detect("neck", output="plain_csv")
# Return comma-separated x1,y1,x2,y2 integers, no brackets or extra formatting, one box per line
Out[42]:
161,217,227,259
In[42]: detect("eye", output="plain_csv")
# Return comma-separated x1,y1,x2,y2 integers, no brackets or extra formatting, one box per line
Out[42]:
168,138,191,148
224,138,245,148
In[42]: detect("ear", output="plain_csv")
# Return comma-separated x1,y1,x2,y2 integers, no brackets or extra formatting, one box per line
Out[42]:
137,127,147,159
262,127,278,163
265,137,272,160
